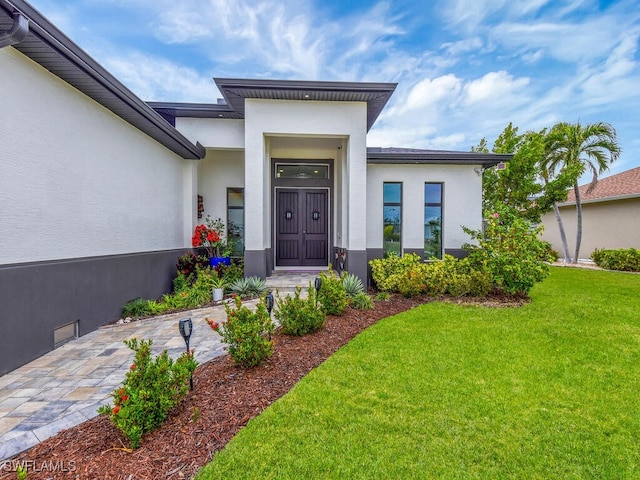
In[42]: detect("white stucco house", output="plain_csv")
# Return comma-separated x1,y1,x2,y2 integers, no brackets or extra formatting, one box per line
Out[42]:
0,0,510,374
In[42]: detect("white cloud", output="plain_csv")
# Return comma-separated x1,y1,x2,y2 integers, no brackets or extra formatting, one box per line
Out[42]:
404,74,463,111
102,52,217,102
440,37,483,56
463,71,530,106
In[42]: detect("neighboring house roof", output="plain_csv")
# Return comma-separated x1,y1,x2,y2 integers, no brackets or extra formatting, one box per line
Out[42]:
0,0,205,159
563,166,640,205
367,147,512,167
150,78,397,132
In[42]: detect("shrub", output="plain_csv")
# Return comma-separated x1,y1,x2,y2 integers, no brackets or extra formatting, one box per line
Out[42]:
423,255,458,296
463,205,551,295
591,248,640,271
342,273,365,297
216,260,244,285
318,270,348,315
375,292,390,301
122,297,154,318
176,252,209,279
350,292,374,310
397,265,428,298
172,272,190,294
208,296,275,367
98,338,197,449
467,269,493,298
274,286,326,335
541,241,559,263
183,266,218,307
369,253,422,292
229,276,268,298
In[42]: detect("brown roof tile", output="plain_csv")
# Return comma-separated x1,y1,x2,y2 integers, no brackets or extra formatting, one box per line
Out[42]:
566,166,640,202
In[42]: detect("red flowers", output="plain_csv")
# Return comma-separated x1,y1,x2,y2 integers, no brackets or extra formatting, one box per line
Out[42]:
130,363,136,370
191,217,229,258
206,318,219,331
112,406,120,414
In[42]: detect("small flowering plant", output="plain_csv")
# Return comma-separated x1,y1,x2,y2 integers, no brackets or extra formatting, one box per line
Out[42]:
206,295,275,367
98,338,197,449
192,216,232,258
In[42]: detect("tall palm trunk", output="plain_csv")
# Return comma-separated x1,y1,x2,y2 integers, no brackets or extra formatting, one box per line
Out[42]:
553,202,572,262
573,183,583,263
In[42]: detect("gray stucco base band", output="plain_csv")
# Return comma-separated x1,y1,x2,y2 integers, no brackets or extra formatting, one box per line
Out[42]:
345,249,368,284
0,249,185,376
244,249,268,279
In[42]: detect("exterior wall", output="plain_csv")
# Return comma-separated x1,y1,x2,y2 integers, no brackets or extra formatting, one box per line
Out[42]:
175,118,245,150
0,47,193,374
541,197,640,259
366,164,482,254
243,99,367,279
197,149,245,221
0,47,190,265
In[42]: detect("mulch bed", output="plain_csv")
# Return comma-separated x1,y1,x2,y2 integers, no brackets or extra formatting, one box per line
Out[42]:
1,292,523,480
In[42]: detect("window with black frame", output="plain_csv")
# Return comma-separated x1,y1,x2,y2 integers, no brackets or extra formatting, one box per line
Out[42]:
227,188,244,257
424,183,443,259
383,182,402,256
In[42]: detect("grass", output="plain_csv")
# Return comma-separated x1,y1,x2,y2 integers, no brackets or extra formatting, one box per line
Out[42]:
196,267,640,479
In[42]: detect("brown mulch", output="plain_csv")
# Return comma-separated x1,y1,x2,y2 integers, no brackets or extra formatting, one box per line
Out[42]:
2,293,523,480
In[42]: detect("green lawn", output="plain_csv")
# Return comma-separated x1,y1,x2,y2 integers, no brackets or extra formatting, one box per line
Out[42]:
197,267,640,479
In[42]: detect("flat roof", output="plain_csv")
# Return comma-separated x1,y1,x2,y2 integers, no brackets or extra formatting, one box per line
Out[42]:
214,78,397,132
367,147,512,167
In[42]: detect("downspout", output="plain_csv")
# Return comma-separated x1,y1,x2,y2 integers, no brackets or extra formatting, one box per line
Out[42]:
0,11,29,49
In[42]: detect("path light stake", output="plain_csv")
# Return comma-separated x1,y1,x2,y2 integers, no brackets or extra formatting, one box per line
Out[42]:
265,292,274,340
265,292,274,316
314,276,322,307
178,318,194,391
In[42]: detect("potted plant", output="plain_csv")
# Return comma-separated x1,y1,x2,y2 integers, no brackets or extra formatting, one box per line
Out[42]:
191,216,233,267
211,275,230,303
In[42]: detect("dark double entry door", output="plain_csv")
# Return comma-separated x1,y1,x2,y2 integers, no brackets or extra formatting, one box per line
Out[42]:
276,189,329,267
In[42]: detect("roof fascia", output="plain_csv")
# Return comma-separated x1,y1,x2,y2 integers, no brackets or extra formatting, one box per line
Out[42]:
214,77,397,131
560,193,640,207
367,151,513,167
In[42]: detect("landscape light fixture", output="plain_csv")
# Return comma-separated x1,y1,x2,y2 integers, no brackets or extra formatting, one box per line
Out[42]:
178,318,194,390
314,277,323,307
265,292,274,316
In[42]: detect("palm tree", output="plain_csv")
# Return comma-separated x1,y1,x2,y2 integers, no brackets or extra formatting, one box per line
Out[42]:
545,121,620,263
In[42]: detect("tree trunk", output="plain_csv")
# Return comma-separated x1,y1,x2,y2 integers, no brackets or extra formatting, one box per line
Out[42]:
573,183,583,264
553,202,572,263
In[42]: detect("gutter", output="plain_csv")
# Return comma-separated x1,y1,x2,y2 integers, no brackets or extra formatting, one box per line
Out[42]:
0,11,28,48
559,192,640,207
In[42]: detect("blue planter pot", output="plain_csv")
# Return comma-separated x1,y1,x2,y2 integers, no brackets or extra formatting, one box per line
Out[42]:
209,256,231,268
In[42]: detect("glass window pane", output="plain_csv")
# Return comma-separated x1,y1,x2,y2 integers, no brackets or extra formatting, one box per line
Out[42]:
276,164,329,179
424,183,442,204
227,188,244,257
383,183,401,203
424,184,442,259
228,209,244,256
228,188,243,207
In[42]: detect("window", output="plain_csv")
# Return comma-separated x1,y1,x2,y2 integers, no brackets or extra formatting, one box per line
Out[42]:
383,182,402,256
424,183,443,259
227,188,244,257
275,164,329,179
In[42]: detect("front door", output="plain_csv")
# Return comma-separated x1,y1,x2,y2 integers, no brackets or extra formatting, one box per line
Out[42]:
276,189,328,267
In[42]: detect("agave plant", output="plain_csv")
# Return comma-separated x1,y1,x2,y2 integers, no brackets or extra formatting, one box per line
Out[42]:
229,276,268,298
341,273,365,297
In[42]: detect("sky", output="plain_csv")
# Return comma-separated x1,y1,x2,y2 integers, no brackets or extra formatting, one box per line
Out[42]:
28,0,640,179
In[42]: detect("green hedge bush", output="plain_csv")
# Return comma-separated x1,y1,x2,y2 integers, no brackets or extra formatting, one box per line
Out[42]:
98,338,197,449
591,248,640,272
274,286,326,335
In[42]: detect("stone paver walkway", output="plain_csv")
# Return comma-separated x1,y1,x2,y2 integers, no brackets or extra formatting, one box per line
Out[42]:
0,270,322,461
